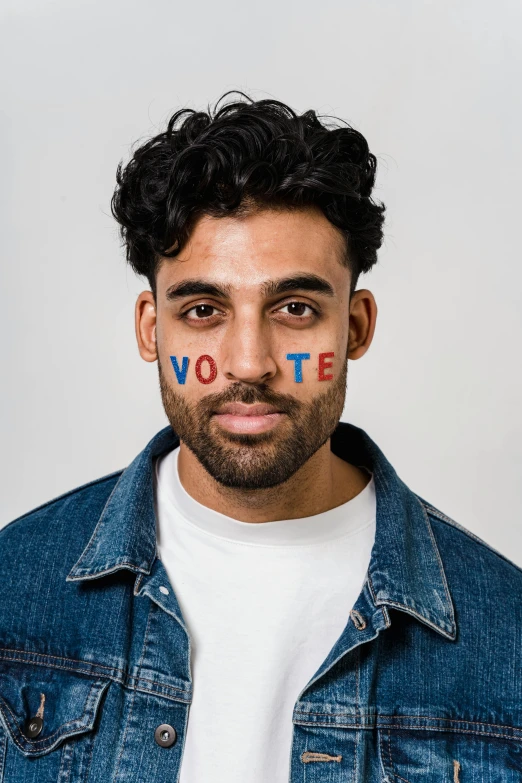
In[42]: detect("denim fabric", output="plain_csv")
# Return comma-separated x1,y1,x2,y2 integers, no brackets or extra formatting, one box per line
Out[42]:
1,421,521,782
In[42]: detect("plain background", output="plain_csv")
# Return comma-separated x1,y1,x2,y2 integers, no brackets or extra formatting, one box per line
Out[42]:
1,0,521,566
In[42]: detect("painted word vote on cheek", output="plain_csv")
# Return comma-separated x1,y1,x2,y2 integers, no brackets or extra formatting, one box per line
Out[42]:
170,353,335,384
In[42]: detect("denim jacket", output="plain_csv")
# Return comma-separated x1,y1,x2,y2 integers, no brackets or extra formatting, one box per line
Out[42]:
1,421,521,782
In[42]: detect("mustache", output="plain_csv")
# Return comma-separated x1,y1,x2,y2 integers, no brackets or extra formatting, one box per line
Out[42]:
195,382,301,416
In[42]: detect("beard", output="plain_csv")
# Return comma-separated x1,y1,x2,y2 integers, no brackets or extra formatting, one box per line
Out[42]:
157,354,348,491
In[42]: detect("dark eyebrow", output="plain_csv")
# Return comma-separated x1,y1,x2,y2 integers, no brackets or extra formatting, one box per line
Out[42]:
165,273,335,302
261,274,335,298
165,279,233,301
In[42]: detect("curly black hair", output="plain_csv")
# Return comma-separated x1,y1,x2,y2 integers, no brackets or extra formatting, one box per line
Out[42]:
111,91,385,299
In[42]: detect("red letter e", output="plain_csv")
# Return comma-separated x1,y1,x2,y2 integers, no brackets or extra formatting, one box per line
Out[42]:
318,352,334,381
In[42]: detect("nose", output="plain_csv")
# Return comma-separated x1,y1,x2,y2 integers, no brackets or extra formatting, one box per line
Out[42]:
220,313,277,384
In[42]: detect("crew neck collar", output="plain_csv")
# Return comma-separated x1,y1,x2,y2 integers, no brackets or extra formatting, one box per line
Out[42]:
154,446,376,547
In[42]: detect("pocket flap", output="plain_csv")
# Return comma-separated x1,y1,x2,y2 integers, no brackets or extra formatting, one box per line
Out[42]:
0,661,110,757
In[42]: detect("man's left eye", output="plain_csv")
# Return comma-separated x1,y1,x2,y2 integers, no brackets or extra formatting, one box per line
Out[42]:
279,302,316,317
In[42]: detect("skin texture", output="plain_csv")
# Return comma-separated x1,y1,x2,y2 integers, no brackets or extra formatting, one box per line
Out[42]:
135,205,378,523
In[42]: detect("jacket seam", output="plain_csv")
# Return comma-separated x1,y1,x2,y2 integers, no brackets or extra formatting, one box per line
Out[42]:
112,600,152,783
294,711,522,730
0,648,125,676
0,652,191,701
294,718,522,741
377,724,522,742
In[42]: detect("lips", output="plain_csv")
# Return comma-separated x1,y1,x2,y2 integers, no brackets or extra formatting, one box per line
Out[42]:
213,403,282,416
212,402,286,434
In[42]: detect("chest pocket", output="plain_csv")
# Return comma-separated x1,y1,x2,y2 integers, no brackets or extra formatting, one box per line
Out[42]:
0,660,110,783
379,726,522,782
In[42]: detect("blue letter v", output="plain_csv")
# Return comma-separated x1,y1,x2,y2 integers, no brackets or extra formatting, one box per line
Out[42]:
170,356,189,384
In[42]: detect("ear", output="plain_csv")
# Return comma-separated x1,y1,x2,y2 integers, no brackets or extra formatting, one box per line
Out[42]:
347,289,378,360
135,290,157,362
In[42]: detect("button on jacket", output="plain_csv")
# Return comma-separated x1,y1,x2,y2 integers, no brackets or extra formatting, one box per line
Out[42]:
1,421,521,782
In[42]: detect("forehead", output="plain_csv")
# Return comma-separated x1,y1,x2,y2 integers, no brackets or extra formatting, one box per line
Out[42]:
156,207,349,292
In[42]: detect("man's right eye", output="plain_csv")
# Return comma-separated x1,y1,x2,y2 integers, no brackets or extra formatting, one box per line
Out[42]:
182,304,222,320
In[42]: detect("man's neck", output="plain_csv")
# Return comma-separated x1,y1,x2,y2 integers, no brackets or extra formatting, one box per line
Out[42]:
176,439,371,523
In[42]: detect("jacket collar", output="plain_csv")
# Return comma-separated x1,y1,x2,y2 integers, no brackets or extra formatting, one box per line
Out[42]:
67,421,456,640
67,426,177,582
330,424,456,640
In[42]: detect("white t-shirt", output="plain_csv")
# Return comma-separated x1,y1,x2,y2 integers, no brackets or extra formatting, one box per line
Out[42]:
154,446,376,783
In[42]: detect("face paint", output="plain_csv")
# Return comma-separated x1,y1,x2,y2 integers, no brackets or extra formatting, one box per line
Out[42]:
195,354,218,384
171,352,335,384
318,351,334,381
170,356,189,384
286,353,311,383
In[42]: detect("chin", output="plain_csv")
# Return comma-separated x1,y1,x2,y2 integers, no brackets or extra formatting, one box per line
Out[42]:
214,430,279,447
211,471,290,491
208,452,300,491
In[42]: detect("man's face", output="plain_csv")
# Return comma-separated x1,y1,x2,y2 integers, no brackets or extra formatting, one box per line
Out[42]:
152,206,353,490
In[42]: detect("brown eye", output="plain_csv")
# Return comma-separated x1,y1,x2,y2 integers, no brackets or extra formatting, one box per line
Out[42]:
279,302,315,317
186,304,218,319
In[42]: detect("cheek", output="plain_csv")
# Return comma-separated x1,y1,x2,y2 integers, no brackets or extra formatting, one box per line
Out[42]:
167,354,218,389
165,352,228,402
281,323,345,387
276,351,340,402
160,324,224,389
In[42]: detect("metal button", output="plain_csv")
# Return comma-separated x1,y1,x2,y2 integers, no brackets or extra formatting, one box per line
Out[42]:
154,723,177,747
25,716,43,738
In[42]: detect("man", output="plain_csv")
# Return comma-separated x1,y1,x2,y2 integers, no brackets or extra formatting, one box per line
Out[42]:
1,93,521,783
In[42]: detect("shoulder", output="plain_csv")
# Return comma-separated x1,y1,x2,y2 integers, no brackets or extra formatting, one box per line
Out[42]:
0,470,123,572
415,492,522,603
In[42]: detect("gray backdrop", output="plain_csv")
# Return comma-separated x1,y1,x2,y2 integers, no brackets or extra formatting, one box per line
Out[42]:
2,0,521,567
